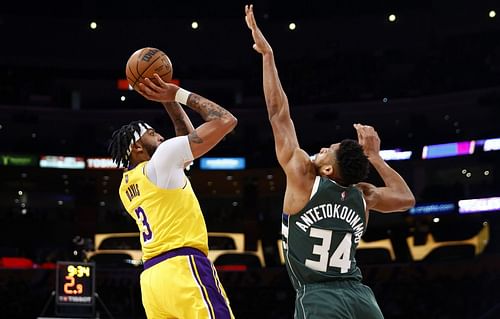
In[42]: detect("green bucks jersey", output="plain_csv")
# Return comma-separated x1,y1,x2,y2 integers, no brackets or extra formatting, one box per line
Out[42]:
282,176,367,289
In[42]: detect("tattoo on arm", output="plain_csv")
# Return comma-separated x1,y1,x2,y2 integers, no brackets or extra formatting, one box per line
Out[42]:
188,94,229,121
173,119,189,136
163,102,193,136
188,131,203,144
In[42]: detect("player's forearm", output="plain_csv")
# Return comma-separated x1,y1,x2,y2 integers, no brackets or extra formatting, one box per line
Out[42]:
262,52,289,121
370,155,415,206
162,102,194,136
182,92,237,129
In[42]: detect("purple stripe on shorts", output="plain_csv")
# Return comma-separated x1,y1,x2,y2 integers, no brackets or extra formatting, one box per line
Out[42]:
188,256,214,319
193,255,232,319
143,247,205,270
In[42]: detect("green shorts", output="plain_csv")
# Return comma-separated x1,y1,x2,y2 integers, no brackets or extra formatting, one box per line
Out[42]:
294,280,384,319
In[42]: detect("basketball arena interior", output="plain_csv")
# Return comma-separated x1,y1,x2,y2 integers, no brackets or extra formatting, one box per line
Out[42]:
1,1,500,318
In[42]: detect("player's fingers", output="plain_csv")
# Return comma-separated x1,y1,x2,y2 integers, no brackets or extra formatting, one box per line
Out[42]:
138,83,157,99
246,13,253,27
248,7,256,26
360,126,370,140
353,123,363,142
143,77,158,88
137,83,149,96
153,73,167,87
363,126,376,140
142,77,161,93
136,84,150,98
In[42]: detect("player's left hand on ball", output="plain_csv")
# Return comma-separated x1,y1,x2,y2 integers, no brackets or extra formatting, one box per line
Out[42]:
138,73,178,102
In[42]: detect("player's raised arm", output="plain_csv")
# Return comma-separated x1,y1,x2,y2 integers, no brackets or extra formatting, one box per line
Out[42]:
161,101,195,137
354,124,416,213
245,4,305,171
138,75,237,159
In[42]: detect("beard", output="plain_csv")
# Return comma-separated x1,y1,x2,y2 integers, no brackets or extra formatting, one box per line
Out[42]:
143,143,158,159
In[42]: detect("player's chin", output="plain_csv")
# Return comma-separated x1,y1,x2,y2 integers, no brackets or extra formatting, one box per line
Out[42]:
152,142,163,153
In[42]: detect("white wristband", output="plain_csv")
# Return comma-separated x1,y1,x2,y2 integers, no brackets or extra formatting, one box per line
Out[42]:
174,88,191,105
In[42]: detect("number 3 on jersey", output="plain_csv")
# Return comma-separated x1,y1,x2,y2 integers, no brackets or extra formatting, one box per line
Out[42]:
305,227,352,273
135,207,153,243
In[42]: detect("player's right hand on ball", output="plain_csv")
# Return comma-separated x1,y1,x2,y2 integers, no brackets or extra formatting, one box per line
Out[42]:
138,73,178,102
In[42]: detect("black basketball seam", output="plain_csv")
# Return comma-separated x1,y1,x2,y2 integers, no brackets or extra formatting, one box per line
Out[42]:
130,50,171,89
157,58,173,78
157,71,171,77
126,54,140,79
127,63,139,87
156,70,172,79
132,48,146,89
137,53,169,82
127,57,140,79
126,76,138,87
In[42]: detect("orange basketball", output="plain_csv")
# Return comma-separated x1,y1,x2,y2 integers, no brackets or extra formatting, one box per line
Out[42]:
125,47,173,91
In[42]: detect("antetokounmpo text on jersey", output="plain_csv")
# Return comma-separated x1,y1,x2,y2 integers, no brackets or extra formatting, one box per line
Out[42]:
295,203,364,243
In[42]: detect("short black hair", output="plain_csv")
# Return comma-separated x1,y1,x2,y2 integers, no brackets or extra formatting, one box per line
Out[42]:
336,139,369,186
108,120,148,168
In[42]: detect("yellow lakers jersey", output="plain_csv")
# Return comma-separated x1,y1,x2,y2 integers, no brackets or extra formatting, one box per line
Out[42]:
118,162,209,261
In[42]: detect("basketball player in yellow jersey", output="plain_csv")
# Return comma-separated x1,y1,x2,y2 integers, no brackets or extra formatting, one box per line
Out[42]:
109,74,237,319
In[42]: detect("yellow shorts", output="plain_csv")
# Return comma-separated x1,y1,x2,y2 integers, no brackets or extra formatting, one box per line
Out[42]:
140,248,234,319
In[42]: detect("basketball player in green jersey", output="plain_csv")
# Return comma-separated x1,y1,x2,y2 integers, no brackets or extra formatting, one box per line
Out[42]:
109,76,237,319
245,5,415,319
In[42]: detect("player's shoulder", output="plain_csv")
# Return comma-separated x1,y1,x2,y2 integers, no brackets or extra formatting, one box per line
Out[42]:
153,136,189,158
158,135,188,149
288,148,314,171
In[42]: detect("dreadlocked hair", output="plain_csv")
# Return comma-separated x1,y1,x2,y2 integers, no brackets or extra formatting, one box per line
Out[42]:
336,139,370,186
108,120,148,168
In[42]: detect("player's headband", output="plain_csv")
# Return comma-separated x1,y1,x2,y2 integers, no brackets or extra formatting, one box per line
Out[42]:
127,122,153,156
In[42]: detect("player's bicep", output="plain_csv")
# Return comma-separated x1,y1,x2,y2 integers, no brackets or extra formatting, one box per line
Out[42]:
360,183,411,213
188,119,235,159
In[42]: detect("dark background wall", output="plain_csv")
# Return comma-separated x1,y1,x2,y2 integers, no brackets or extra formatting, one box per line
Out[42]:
1,1,500,318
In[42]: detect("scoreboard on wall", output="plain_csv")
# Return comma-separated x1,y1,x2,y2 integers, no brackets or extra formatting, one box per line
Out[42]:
55,261,96,316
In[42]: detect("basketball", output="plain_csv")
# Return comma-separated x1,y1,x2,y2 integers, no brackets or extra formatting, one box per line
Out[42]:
125,47,173,91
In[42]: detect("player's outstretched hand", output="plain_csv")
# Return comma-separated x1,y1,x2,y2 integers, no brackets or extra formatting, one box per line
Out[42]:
138,73,178,102
245,4,273,55
353,123,381,159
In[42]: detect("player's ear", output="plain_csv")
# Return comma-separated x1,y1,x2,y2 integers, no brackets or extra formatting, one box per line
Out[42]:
132,142,143,153
319,164,333,176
